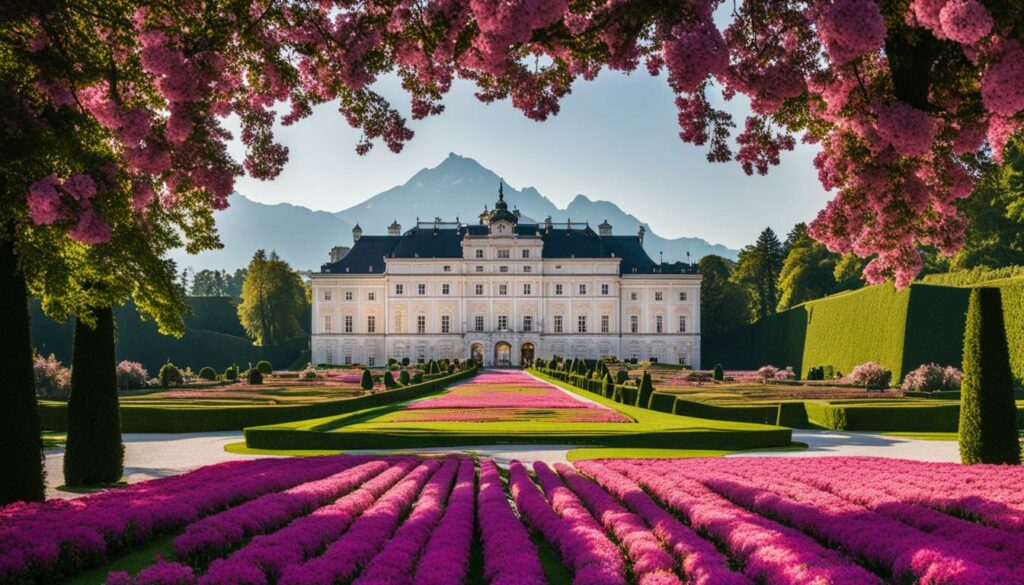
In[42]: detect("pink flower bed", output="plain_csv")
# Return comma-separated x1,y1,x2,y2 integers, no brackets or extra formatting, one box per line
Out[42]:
4,455,1024,585
400,370,630,422
390,407,628,423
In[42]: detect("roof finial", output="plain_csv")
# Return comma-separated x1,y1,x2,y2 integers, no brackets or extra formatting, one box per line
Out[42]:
499,181,504,202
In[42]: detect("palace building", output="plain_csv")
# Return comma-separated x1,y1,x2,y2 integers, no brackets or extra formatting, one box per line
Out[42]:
310,186,701,367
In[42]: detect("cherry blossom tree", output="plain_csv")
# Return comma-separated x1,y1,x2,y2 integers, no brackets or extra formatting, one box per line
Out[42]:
2,0,1022,502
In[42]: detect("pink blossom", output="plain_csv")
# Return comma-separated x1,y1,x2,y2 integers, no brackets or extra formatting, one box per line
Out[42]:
62,174,97,202
981,47,1024,117
817,0,887,65
939,0,992,45
26,175,63,225
987,115,1022,163
663,21,728,93
33,79,75,107
68,208,112,245
910,0,948,34
874,101,936,157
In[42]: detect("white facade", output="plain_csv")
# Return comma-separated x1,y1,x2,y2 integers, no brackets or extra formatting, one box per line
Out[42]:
311,193,701,367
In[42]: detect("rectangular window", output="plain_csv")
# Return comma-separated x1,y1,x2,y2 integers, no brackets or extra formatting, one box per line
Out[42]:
443,265,452,272
497,249,510,259
579,284,587,295
475,249,484,258
475,315,484,332
441,315,450,333
555,284,563,295
601,284,609,296
324,290,332,301
475,265,484,272
656,315,663,333
499,284,508,296
522,249,530,259
442,283,450,295
367,315,376,333
554,315,563,333
679,291,688,301
395,284,404,295
499,266,509,273
601,315,610,333
630,292,638,301
679,315,687,333
630,315,639,333
577,315,588,333
345,290,353,301
523,315,533,332
344,315,353,333
418,283,426,295
343,348,352,366
417,315,426,334
368,356,376,367
523,265,532,273
324,315,332,332
655,291,663,301
475,284,484,295
394,314,403,333
368,291,376,301
523,283,531,295
497,315,508,330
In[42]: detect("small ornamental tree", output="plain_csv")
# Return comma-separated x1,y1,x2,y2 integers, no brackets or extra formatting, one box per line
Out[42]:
902,363,962,392
713,364,724,381
399,370,411,386
637,371,655,408
223,365,239,382
959,288,1021,465
34,354,71,400
360,368,373,391
383,371,397,389
158,361,183,388
256,360,273,375
412,372,423,384
616,369,629,385
115,361,149,392
247,368,263,385
847,362,892,390
198,367,217,381
401,358,410,367
757,365,779,384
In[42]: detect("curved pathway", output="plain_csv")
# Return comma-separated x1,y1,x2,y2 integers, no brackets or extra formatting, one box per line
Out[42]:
732,430,959,462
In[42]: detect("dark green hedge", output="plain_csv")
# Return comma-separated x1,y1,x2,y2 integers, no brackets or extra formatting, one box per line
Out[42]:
776,402,810,428
672,399,780,426
648,393,677,414
40,366,477,433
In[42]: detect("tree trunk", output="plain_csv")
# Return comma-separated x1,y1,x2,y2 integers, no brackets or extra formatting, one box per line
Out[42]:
64,306,124,486
0,228,45,504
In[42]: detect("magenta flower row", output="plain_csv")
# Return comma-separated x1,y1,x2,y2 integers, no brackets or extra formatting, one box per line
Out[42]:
277,460,441,585
0,455,362,583
173,460,390,562
197,459,418,585
405,370,614,412
412,459,476,585
575,461,750,585
477,459,546,585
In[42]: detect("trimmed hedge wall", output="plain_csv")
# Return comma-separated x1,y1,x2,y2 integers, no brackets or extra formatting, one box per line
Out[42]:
703,282,990,382
40,366,477,433
672,399,781,426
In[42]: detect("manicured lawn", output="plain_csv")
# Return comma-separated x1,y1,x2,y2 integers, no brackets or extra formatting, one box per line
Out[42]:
878,431,959,441
566,442,810,461
42,431,65,449
7,455,1024,585
244,370,793,451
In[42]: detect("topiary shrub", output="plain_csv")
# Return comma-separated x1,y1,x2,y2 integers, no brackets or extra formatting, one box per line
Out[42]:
224,364,239,381
247,368,263,385
401,357,410,366
902,363,962,392
637,371,655,408
198,366,218,381
713,364,724,382
360,368,374,390
616,369,629,384
959,288,1021,465
256,360,273,375
412,372,423,384
302,368,317,380
846,362,892,390
159,362,184,388
399,370,411,385
383,371,398,389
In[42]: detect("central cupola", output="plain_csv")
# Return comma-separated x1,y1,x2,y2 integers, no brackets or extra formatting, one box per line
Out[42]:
487,182,518,235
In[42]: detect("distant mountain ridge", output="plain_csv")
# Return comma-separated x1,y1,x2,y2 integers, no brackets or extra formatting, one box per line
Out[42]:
170,153,738,272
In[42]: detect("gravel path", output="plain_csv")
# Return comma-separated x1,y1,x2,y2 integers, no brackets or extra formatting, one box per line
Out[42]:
732,429,959,462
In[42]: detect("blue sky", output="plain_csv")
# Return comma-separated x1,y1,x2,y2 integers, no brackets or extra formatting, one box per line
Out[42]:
225,70,830,250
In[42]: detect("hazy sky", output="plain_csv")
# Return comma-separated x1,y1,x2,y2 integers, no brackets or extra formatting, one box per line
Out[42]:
225,70,831,250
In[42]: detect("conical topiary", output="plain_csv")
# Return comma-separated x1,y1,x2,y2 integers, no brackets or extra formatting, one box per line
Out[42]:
360,368,374,390
959,288,1021,465
383,371,397,389
637,371,655,408
713,364,724,381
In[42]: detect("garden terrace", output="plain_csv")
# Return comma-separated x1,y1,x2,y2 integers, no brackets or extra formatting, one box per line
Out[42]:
5,455,1024,585
243,369,791,451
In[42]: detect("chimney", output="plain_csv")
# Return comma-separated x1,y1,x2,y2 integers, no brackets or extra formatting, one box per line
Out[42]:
638,225,646,244
329,246,351,263
352,223,362,242
388,219,401,236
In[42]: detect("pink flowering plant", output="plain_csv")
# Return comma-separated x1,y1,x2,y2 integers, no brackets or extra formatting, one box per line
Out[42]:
901,363,963,392
33,353,71,400
846,361,893,390
116,360,150,392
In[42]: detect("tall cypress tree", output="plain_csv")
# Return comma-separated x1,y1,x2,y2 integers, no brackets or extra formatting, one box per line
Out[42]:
0,234,44,504
959,288,1020,465
64,306,124,485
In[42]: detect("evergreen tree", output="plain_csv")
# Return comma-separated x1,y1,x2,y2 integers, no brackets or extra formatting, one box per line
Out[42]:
603,373,614,398
64,307,123,486
951,138,1024,270
713,364,724,381
777,223,842,311
360,368,373,390
637,371,655,408
399,370,411,385
732,227,785,320
383,371,397,389
698,255,752,335
959,288,1021,465
237,250,307,345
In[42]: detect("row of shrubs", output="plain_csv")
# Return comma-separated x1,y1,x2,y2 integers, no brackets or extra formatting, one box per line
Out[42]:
752,361,963,392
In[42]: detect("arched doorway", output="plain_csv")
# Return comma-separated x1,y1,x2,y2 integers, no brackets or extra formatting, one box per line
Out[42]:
494,342,512,366
470,342,485,366
520,343,535,366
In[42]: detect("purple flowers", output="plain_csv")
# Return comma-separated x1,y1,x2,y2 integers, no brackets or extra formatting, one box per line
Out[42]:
477,459,546,585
